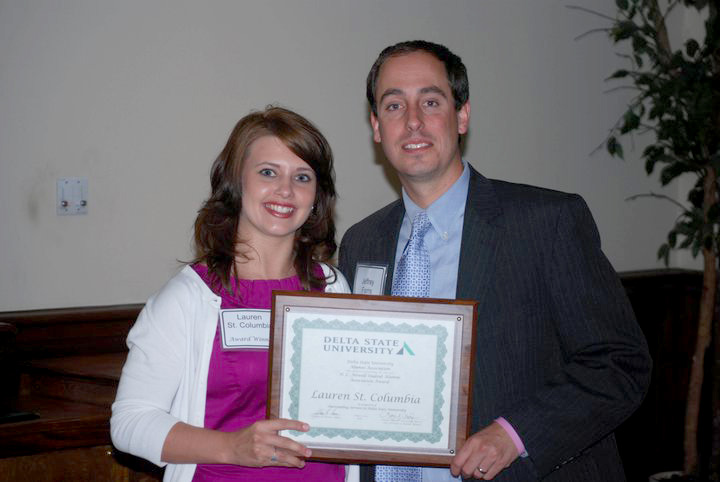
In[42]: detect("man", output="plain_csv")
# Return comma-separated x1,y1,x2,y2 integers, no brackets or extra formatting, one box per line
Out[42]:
339,40,651,481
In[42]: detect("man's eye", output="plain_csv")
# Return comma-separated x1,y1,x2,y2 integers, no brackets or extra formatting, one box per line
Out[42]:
425,100,439,107
259,168,275,177
386,103,401,111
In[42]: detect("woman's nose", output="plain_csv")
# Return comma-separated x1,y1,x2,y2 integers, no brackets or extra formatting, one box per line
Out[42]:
274,175,292,197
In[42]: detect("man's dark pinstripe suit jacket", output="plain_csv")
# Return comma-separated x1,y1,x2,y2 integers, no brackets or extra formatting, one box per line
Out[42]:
338,165,651,481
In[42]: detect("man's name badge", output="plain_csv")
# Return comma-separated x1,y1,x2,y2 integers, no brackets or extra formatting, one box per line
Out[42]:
220,309,270,349
352,262,388,295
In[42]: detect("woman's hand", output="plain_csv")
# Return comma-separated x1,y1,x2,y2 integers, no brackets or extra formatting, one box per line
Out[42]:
223,418,312,468
161,418,312,468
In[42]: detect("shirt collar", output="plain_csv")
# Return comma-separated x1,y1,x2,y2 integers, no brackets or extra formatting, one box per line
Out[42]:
401,160,470,235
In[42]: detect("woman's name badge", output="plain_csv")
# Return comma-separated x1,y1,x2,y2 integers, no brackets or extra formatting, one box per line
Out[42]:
220,309,270,349
352,262,388,295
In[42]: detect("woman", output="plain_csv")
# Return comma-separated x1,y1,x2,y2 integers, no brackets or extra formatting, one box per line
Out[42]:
111,107,351,481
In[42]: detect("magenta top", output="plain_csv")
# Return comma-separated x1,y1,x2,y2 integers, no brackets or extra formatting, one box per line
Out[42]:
191,264,344,481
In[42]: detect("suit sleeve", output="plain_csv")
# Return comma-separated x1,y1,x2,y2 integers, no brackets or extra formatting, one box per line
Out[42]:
503,195,651,476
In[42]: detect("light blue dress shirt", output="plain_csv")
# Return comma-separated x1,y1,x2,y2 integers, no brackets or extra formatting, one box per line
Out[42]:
393,161,469,481
394,161,469,301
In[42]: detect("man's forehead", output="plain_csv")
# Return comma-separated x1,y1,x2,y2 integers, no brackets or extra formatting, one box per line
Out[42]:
376,52,451,95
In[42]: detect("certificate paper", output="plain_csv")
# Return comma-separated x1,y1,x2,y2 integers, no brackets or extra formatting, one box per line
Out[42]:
268,292,477,466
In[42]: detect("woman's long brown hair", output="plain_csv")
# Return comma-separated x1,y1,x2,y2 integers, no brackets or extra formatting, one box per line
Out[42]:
192,106,337,292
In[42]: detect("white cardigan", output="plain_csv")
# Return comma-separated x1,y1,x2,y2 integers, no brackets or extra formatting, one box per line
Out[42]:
111,264,351,482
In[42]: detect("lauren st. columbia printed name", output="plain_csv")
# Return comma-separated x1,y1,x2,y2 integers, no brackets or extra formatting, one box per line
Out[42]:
310,390,421,404
225,312,269,329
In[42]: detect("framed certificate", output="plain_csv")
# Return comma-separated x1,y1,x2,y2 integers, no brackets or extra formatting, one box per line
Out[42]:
267,292,477,466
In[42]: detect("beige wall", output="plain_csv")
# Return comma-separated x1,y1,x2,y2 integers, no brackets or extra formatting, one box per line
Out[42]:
0,1,695,311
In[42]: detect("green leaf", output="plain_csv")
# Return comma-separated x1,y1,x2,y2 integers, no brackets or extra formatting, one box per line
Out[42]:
643,144,664,160
692,239,701,257
645,157,657,174
689,207,705,224
670,51,686,69
689,187,704,208
641,146,655,159
612,21,637,42
615,141,624,159
616,0,629,9
608,69,630,79
632,34,648,52
648,100,669,120
634,53,644,68
660,163,690,185
607,136,624,159
621,110,641,134
657,243,670,265
680,236,694,249
635,73,654,86
676,220,697,235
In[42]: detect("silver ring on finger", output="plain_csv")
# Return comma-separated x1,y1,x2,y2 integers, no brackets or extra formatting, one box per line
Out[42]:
476,466,487,474
270,446,278,463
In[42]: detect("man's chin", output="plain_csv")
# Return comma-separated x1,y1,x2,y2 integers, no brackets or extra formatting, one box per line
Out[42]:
398,167,441,185
391,158,435,176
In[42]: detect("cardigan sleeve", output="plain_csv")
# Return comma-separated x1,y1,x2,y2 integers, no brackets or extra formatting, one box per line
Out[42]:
321,262,351,294
110,271,213,467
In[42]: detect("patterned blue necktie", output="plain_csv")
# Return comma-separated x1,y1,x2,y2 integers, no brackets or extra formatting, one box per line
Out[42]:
376,212,431,482
391,211,432,298
375,465,423,482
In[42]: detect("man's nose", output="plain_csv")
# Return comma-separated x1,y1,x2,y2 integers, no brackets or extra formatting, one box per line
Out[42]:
405,104,423,131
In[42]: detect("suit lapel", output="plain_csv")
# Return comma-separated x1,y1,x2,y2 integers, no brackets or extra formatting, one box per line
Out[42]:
457,167,503,305
380,202,404,295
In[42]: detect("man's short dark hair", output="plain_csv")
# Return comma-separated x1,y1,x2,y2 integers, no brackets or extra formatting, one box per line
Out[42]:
366,40,469,116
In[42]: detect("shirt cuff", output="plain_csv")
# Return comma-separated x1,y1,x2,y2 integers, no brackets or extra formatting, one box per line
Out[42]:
495,417,528,458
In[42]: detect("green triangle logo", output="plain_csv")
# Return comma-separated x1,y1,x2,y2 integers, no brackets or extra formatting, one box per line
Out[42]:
396,342,415,356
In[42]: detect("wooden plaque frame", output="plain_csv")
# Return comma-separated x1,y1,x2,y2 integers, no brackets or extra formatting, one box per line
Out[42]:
267,292,477,466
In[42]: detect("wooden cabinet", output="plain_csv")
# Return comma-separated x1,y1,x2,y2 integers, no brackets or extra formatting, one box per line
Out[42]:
0,305,162,481
0,445,160,482
617,269,712,480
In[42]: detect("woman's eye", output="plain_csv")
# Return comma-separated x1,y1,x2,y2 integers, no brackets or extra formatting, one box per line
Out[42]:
259,168,275,177
296,173,313,182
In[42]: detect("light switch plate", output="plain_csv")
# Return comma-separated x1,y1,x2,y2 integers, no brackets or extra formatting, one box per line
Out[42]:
57,178,88,215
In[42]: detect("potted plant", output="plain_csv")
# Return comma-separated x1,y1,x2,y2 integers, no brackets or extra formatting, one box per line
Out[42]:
577,0,719,479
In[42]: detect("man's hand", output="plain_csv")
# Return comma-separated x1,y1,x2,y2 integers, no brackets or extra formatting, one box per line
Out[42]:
450,421,519,480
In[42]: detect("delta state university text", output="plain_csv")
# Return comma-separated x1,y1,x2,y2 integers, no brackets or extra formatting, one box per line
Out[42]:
322,336,402,355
